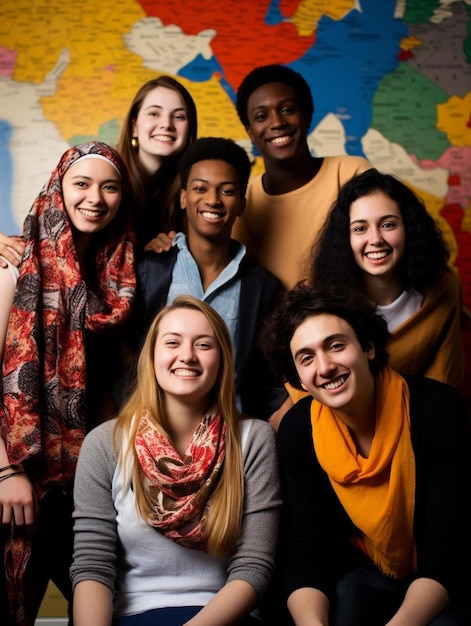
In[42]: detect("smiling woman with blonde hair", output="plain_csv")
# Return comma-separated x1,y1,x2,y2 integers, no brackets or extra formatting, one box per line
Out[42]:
71,295,281,626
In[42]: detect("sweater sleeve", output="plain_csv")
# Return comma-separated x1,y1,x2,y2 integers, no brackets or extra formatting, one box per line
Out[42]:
226,418,282,599
276,397,356,601
237,263,288,419
388,268,465,387
70,419,119,592
420,268,465,387
408,376,471,601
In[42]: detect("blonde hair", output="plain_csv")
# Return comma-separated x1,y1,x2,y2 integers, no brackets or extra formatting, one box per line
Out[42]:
114,295,244,557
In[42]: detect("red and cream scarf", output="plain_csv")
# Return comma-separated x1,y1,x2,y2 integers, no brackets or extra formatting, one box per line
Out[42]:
1,141,136,625
311,367,416,579
135,409,226,551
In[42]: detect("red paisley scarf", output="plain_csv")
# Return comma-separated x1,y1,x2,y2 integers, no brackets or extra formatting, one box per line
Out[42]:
1,141,136,625
135,409,226,551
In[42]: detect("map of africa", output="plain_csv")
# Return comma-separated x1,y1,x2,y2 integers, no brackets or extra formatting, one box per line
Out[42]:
1,0,470,312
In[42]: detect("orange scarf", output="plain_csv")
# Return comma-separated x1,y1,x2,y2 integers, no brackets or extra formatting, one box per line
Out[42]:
311,367,416,579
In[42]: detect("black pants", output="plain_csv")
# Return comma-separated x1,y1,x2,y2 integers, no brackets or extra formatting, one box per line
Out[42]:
262,559,471,626
332,562,471,626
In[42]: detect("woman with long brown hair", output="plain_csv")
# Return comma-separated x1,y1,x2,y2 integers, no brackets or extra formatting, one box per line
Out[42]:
116,75,198,254
0,75,198,264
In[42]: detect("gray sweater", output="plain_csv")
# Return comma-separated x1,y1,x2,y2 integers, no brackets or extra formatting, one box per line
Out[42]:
71,417,281,616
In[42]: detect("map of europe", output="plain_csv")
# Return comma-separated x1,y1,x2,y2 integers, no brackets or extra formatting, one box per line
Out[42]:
1,0,470,308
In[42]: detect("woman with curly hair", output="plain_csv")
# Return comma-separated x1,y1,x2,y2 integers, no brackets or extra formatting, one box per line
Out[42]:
309,168,465,388
71,295,281,626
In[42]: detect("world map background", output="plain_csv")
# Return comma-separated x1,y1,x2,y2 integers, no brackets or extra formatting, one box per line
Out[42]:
1,3,470,617
1,1,470,320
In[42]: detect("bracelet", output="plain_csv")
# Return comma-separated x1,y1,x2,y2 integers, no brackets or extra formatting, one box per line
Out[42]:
0,464,18,474
0,471,26,483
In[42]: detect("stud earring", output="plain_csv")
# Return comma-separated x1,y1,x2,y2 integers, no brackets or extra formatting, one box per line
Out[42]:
131,137,138,149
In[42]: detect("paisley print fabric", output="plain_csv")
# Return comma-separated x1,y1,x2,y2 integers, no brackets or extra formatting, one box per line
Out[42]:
1,141,136,625
135,409,226,551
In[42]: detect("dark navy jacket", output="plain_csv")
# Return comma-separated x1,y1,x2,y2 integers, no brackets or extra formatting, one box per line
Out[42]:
136,245,287,420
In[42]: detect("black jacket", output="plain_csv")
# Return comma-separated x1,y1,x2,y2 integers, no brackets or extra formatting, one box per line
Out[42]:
136,245,287,419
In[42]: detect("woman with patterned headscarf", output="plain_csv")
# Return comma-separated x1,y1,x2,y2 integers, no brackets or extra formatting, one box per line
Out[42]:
0,141,136,626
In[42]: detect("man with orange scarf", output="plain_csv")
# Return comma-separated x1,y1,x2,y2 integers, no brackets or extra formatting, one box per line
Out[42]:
262,284,471,626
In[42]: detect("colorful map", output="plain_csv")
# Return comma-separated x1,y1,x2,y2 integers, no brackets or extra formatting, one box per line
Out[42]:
1,0,470,309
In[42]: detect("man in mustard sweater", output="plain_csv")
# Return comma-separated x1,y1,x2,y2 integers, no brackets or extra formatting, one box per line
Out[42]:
149,64,372,291
233,63,372,290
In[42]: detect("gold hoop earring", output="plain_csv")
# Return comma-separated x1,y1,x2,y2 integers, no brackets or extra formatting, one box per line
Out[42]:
131,137,138,149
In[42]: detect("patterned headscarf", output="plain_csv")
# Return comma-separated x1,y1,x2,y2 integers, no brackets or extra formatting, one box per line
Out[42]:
1,141,136,494
1,142,136,625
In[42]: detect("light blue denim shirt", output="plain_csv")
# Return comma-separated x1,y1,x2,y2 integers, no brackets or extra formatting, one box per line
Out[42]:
166,232,246,365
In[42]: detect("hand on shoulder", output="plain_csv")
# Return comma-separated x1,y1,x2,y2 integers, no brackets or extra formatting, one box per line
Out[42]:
0,233,24,268
144,230,176,254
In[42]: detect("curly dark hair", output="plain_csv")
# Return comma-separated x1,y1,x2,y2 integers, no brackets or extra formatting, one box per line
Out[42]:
236,64,314,129
311,169,450,294
260,283,390,390
179,137,251,196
